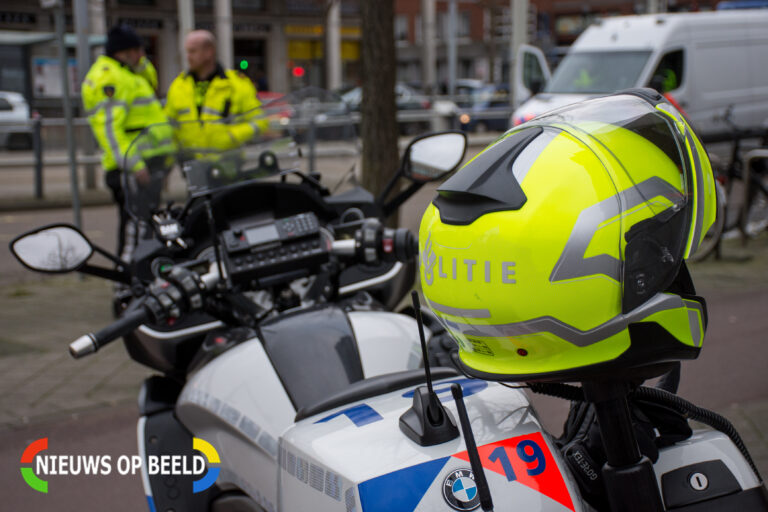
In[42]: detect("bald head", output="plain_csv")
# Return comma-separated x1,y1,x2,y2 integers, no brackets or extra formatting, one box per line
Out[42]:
185,30,217,77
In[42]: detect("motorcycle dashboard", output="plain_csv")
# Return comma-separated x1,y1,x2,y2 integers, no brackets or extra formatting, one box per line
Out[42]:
221,211,330,287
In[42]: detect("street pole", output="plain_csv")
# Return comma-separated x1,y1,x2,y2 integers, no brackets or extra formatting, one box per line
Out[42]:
177,0,194,70
55,3,82,229
421,0,436,95
214,0,233,69
73,0,90,83
326,0,342,91
509,0,528,107
447,0,457,97
73,0,97,190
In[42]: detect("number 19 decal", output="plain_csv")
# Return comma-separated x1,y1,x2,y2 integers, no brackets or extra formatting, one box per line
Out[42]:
488,439,547,481
454,432,575,511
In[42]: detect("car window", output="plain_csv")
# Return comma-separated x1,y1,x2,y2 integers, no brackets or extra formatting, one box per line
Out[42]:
649,50,684,93
0,98,12,112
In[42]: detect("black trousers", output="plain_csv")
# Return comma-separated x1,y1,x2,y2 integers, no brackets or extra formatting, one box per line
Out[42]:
104,169,127,258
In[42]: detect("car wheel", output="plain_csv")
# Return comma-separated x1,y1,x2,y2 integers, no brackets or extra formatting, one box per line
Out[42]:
7,133,33,150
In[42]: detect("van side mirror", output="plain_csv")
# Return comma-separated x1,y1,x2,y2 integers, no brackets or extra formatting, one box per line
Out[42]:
529,77,545,95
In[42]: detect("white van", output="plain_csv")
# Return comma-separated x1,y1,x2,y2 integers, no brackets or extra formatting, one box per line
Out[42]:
512,10,768,140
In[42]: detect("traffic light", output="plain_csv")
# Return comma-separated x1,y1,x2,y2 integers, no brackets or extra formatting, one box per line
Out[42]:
239,59,249,71
292,66,305,78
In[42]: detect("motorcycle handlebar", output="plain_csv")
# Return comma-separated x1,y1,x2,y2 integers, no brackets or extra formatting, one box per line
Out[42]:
69,307,150,359
330,226,418,264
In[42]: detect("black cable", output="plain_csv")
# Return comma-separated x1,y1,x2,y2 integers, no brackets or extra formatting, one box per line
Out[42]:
634,386,763,483
526,382,763,483
528,382,584,401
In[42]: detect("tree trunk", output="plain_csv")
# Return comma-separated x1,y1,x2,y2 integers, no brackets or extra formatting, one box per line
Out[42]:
360,0,399,226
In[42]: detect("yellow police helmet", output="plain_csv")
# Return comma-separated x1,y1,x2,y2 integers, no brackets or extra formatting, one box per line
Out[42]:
419,89,716,382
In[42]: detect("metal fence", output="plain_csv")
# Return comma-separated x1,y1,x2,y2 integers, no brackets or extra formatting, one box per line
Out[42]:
0,101,516,200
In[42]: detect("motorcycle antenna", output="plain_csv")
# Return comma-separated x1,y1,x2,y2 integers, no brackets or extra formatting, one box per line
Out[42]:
399,292,459,446
451,383,494,512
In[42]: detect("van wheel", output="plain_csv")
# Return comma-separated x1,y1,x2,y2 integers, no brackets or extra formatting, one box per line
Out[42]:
210,491,265,512
7,133,32,150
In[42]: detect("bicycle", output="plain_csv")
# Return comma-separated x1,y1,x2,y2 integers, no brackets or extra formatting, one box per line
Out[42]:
689,107,768,261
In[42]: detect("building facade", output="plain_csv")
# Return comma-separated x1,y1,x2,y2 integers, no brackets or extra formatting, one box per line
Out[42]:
0,0,720,109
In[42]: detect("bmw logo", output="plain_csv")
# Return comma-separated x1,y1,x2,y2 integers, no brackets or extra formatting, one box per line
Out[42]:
442,468,480,511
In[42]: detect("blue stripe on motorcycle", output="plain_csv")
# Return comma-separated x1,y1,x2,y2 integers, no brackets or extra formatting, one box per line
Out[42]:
146,496,156,512
402,378,488,402
315,404,383,427
358,456,450,512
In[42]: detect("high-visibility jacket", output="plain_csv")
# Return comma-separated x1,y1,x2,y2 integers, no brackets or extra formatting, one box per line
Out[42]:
134,56,158,92
165,66,267,154
82,55,174,172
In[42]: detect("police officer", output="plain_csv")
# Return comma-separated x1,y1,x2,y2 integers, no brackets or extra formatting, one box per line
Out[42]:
165,30,267,157
81,25,173,259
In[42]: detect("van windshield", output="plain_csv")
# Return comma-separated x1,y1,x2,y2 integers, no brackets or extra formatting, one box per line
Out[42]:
545,51,652,94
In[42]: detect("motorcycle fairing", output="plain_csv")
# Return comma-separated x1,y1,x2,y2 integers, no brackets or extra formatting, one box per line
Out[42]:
356,430,576,512
281,379,584,512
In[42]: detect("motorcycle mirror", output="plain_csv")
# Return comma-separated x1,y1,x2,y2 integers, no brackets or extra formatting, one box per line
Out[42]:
402,131,468,183
10,224,93,273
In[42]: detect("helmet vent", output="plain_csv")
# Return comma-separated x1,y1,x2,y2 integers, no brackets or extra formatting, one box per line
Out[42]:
433,127,542,225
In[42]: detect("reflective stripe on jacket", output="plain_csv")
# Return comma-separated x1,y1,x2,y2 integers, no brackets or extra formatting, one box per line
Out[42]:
165,67,267,153
81,55,172,172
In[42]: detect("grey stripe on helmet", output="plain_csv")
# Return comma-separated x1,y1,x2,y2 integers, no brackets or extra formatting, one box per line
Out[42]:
445,293,683,347
684,298,704,347
550,176,684,283
686,132,706,253
512,129,557,184
428,300,491,319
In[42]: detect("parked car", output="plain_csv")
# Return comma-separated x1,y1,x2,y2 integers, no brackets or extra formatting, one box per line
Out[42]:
457,83,511,133
0,91,33,150
512,10,768,141
341,82,431,134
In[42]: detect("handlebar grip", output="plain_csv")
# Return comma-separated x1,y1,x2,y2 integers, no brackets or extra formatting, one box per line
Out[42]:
69,308,150,359
393,228,418,262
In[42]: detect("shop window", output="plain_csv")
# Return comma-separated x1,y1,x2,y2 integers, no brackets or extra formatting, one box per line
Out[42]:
395,15,409,43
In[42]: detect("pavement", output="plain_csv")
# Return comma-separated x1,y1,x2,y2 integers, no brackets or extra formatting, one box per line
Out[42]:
1,139,767,509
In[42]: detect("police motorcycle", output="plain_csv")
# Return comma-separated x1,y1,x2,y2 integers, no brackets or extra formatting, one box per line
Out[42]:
9,89,768,512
